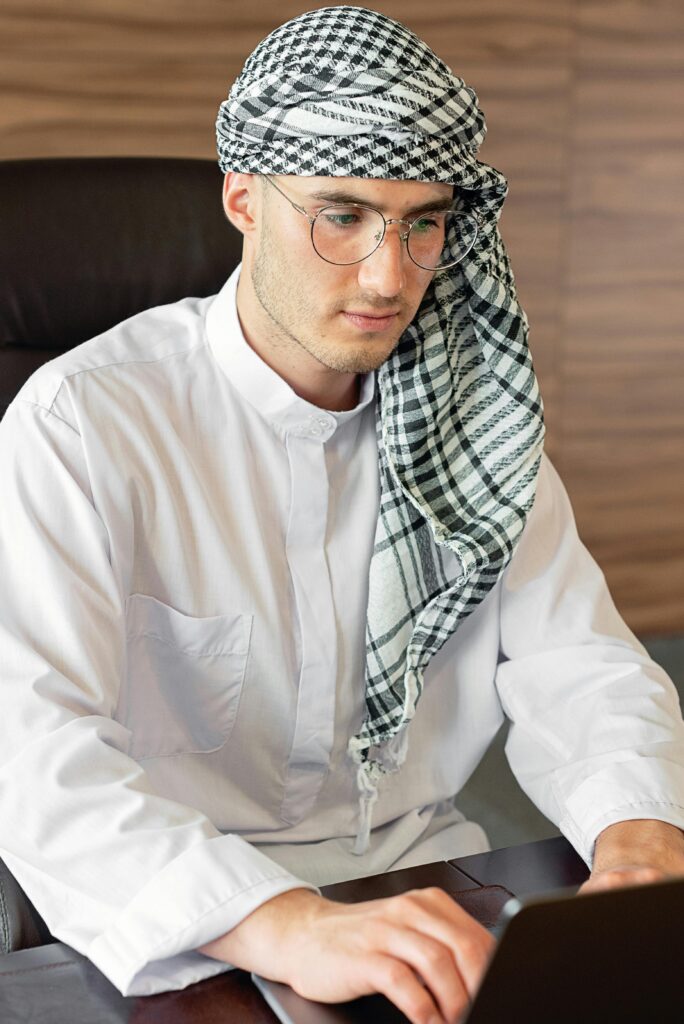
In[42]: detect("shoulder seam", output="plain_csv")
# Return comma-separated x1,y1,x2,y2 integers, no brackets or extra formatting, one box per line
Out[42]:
50,336,205,387
16,398,80,437
16,336,206,429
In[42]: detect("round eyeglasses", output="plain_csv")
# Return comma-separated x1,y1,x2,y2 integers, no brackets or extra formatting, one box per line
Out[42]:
263,176,480,272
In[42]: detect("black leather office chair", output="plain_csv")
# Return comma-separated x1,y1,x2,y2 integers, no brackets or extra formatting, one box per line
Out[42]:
0,156,242,416
0,156,243,951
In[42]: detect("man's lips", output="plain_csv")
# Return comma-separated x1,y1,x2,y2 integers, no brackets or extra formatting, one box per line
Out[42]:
342,311,400,332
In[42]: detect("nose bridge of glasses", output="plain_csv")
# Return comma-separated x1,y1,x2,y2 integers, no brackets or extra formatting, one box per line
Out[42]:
379,217,411,245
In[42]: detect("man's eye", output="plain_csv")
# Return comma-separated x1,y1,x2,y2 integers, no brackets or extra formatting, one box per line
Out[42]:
324,212,359,227
412,217,440,233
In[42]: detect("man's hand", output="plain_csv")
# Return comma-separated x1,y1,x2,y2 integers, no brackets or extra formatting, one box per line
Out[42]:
199,885,494,1024
580,818,684,895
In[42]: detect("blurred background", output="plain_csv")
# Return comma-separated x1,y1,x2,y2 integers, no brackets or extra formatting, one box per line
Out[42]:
1,0,683,846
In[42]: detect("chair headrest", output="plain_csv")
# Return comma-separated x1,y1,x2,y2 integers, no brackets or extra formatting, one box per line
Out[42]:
0,156,242,353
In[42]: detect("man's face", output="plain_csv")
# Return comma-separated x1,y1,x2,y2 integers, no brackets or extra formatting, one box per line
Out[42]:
248,174,453,375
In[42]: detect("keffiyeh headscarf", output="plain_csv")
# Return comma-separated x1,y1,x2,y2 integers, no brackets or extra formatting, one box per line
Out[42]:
216,6,545,853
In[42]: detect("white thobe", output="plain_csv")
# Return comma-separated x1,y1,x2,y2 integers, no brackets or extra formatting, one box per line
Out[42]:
1,265,683,996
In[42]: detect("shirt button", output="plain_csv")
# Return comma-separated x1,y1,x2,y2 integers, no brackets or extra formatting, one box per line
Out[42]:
307,415,335,439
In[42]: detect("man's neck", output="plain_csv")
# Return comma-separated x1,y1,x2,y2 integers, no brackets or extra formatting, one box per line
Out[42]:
276,368,361,413
235,273,361,413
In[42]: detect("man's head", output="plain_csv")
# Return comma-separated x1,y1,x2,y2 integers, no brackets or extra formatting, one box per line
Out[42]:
222,171,454,376
215,6,496,394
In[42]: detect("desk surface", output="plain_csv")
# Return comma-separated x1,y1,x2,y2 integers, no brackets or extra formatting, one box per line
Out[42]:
0,836,588,1024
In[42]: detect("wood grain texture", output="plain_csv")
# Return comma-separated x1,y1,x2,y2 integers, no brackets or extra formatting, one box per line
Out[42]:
0,0,681,632
560,0,684,631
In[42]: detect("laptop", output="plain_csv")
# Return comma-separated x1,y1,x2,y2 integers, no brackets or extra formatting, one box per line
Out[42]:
252,875,684,1023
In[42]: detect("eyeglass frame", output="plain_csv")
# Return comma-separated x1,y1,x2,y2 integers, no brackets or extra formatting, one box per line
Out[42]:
261,175,481,272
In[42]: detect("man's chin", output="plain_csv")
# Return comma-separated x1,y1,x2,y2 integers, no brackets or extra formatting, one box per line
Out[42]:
312,319,406,373
316,337,402,375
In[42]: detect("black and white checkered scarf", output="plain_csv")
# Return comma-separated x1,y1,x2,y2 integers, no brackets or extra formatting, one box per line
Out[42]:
216,6,545,853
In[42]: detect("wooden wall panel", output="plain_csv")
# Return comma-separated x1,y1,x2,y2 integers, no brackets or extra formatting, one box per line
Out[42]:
560,0,684,632
0,0,682,633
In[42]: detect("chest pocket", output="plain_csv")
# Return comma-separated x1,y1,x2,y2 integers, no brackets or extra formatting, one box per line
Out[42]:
122,593,253,760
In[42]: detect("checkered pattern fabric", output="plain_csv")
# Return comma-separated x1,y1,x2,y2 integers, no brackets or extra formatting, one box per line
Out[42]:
216,7,545,844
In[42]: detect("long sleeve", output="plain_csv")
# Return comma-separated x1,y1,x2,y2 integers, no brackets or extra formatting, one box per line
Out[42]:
496,453,684,865
0,398,316,996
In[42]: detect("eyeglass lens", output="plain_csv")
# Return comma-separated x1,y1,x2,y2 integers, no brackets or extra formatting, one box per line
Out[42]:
311,206,478,270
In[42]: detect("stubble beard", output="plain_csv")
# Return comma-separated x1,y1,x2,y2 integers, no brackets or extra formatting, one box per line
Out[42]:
251,225,406,375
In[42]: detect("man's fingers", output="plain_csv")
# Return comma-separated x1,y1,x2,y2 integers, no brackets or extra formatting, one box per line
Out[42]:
368,953,446,1024
383,888,495,997
376,922,470,1024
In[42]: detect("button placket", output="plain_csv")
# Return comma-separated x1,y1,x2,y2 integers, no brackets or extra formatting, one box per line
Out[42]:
280,426,338,824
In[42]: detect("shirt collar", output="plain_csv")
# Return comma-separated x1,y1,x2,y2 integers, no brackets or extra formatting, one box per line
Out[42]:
205,264,375,441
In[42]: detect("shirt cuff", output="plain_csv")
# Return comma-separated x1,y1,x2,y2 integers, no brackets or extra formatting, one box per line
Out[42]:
86,833,319,996
556,757,684,867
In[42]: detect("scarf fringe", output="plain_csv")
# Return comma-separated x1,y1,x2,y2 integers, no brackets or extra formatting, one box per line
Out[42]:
351,728,410,855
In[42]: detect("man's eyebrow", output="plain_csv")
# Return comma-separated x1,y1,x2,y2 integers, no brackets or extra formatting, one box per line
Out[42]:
307,188,455,216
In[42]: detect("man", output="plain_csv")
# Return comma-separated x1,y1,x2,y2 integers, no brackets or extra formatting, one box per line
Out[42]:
1,7,684,1024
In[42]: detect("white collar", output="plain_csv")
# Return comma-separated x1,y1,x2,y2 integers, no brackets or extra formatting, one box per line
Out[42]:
205,264,375,441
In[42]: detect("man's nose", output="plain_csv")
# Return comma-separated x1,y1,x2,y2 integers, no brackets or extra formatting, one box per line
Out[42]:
356,224,407,297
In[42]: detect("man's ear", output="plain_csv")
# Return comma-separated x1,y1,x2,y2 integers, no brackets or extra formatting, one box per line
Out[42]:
222,172,260,237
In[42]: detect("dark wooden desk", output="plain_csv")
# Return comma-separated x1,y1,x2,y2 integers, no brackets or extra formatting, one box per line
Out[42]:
0,836,588,1024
